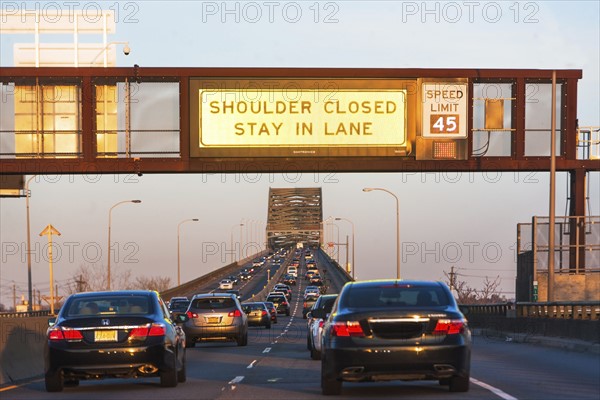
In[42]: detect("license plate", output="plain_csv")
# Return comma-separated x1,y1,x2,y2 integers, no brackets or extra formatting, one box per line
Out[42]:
95,330,118,342
207,317,219,324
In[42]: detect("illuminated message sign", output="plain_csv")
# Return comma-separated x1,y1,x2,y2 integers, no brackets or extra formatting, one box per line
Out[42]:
190,79,410,157
421,82,468,138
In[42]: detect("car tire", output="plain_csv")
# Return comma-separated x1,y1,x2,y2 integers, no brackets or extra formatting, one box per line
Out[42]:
160,354,179,388
307,334,312,350
310,345,321,360
237,333,248,346
321,367,342,395
286,310,290,316
63,379,79,387
449,374,470,392
177,353,187,383
439,378,450,386
45,370,64,392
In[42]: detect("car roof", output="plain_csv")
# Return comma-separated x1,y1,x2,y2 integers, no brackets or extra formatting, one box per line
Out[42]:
191,293,237,299
344,280,444,289
69,290,155,298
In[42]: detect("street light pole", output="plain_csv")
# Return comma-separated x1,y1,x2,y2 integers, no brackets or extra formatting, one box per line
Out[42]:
107,200,141,290
335,217,355,280
89,41,131,67
363,187,400,280
177,218,199,286
25,175,36,311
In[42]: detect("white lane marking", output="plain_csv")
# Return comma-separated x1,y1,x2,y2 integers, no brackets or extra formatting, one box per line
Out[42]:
471,377,518,400
228,376,245,384
247,360,257,369
263,347,271,353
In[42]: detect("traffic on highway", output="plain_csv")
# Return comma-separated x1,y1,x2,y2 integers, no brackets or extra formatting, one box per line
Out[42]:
2,247,598,399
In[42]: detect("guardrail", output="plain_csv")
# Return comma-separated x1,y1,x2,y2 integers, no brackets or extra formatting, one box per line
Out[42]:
461,301,600,320
0,310,51,318
160,250,269,301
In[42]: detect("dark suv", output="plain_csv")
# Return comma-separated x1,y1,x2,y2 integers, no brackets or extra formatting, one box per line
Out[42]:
265,292,290,316
182,293,248,347
321,280,471,395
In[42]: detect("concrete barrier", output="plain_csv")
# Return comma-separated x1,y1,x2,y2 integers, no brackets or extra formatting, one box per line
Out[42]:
0,316,48,385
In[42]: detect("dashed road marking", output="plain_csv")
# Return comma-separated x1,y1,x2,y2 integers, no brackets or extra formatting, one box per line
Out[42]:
247,360,257,369
229,376,245,384
263,347,271,353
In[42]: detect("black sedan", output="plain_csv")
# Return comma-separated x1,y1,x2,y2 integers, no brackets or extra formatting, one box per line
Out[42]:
321,280,471,395
44,290,187,392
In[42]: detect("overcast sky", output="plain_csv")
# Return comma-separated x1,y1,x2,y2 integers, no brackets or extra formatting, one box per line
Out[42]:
1,1,599,307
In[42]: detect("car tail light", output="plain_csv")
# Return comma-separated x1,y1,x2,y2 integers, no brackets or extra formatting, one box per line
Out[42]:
318,320,324,328
433,319,465,335
303,302,308,308
129,323,166,339
282,302,289,307
48,327,83,341
186,311,198,318
261,310,268,316
228,309,242,317
330,321,365,337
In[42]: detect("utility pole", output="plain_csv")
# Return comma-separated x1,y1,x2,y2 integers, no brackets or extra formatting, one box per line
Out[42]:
75,274,86,292
449,266,456,293
12,283,16,311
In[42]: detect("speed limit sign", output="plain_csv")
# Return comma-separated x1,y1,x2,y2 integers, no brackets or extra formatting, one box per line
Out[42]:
422,82,468,138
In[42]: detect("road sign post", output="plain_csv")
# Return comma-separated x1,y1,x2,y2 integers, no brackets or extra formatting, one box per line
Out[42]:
40,224,61,314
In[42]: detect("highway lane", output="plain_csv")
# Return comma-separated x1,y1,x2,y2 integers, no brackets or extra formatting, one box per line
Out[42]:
4,253,598,399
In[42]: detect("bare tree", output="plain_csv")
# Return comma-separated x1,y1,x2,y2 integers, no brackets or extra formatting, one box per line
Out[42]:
65,264,133,294
132,276,172,292
444,271,507,304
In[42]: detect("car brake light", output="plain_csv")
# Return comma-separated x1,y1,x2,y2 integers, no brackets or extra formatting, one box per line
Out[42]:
228,309,242,317
186,311,198,318
318,320,324,328
433,319,465,335
331,321,365,337
48,327,83,341
303,302,307,308
148,323,166,336
261,310,268,316
130,323,166,339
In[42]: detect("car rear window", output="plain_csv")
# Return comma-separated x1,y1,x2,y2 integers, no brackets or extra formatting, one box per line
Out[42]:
66,295,151,316
242,303,264,311
266,295,286,303
192,297,236,310
169,301,190,312
342,285,450,308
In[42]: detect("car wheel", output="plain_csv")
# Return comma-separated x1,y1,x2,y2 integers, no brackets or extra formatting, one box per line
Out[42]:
237,333,248,346
307,334,312,350
439,378,450,385
177,353,187,383
449,374,470,392
45,370,64,392
310,345,321,360
286,310,290,316
321,365,341,395
63,379,79,387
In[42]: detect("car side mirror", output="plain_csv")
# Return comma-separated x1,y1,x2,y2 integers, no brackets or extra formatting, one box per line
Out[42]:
306,312,312,319
48,317,57,327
